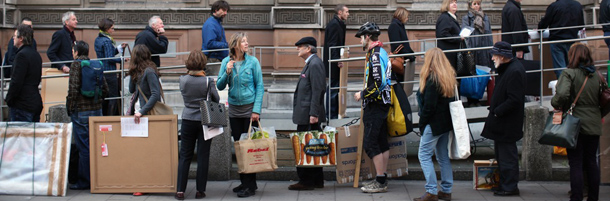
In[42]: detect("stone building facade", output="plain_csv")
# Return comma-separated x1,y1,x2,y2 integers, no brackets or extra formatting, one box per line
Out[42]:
0,0,605,71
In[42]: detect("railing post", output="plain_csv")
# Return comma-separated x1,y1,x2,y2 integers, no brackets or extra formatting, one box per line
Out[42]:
120,55,125,115
539,29,544,106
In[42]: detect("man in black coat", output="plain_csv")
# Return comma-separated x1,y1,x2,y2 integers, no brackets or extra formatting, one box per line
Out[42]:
288,37,326,191
4,17,37,78
6,25,42,122
482,42,526,197
135,16,169,68
47,11,77,73
538,0,583,78
501,0,529,59
323,4,349,119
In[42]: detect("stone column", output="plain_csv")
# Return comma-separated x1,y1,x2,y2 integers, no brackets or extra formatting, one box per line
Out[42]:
207,111,232,180
522,105,552,181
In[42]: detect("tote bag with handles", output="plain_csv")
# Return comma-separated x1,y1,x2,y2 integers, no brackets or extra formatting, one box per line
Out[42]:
200,77,228,126
234,120,278,174
137,83,173,115
539,76,589,149
448,85,471,159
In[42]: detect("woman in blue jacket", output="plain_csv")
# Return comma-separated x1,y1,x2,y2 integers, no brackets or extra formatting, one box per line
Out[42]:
94,18,127,116
216,32,264,198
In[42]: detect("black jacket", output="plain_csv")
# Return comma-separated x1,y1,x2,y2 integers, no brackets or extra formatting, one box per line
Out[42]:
482,59,526,142
388,18,415,62
47,27,74,70
4,37,37,78
293,54,326,125
6,45,43,114
601,0,610,32
323,15,346,80
417,78,454,136
501,0,530,53
134,26,169,67
436,12,462,69
538,0,584,41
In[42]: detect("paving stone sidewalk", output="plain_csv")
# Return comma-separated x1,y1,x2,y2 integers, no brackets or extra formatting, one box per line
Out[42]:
1,180,608,201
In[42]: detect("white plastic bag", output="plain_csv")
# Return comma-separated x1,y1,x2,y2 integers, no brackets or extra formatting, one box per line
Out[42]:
448,86,471,159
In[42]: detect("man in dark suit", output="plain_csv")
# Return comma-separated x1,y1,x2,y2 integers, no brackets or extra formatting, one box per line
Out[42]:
5,25,42,122
323,4,349,119
482,42,526,197
4,17,37,78
501,0,529,59
288,37,326,191
135,16,168,68
47,11,77,73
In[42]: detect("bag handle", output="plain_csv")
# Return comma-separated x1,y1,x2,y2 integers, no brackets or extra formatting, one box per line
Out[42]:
246,120,253,139
597,70,608,87
122,44,132,57
137,81,166,104
569,76,589,114
454,85,461,101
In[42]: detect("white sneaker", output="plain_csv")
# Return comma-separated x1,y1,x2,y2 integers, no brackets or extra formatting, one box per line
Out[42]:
360,180,387,193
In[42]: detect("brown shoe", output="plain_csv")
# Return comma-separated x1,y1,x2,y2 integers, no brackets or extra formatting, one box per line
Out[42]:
288,183,314,191
438,191,451,201
413,192,439,201
174,192,184,200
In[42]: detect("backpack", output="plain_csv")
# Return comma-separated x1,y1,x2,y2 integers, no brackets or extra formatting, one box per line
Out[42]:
78,59,104,101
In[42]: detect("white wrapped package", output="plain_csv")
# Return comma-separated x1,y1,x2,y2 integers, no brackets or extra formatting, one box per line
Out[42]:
0,122,72,196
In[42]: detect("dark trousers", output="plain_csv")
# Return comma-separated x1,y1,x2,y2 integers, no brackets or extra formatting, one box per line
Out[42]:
102,74,119,116
296,123,324,186
177,120,212,192
494,141,519,192
567,134,600,201
363,102,390,159
325,77,339,119
71,109,102,187
9,107,40,122
230,117,258,189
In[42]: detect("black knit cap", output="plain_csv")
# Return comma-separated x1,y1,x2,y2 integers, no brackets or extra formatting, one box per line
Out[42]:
295,36,317,47
490,41,513,59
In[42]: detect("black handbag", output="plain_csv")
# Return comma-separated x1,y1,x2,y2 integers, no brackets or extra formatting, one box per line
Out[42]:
539,76,589,149
200,78,228,127
456,42,476,77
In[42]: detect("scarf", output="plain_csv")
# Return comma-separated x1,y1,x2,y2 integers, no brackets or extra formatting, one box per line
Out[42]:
99,30,116,46
368,41,384,51
471,10,485,33
187,70,205,76
578,65,596,74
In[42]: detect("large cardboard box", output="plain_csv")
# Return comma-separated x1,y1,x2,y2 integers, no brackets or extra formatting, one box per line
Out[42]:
0,122,72,196
88,115,178,193
335,125,374,184
335,125,408,184
473,160,500,190
40,68,69,122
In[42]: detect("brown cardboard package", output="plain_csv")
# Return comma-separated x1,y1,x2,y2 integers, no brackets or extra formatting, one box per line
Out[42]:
0,122,72,196
89,115,178,193
386,135,408,178
335,125,374,184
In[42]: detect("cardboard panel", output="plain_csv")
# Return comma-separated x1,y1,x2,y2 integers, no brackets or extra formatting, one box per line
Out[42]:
88,115,178,193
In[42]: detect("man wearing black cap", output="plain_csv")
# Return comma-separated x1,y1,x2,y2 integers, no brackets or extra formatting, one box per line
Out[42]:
482,41,526,196
289,37,326,191
354,22,392,193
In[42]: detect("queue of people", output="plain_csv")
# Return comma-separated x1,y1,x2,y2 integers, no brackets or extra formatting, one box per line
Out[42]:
0,1,605,201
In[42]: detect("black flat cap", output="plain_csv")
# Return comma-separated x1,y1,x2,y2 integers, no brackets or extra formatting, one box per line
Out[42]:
295,37,317,47
490,41,513,59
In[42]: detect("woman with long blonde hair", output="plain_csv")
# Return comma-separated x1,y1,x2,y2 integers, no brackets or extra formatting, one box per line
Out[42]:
414,48,456,201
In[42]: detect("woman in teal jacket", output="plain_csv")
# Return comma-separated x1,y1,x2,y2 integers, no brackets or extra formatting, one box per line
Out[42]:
216,32,264,198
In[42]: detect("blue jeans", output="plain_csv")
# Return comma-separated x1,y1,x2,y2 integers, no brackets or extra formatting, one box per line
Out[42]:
9,107,40,122
418,125,453,194
550,42,574,79
71,109,102,187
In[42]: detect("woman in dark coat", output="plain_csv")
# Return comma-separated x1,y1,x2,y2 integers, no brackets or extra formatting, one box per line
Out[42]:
436,0,463,70
461,0,493,106
551,43,601,201
388,7,416,84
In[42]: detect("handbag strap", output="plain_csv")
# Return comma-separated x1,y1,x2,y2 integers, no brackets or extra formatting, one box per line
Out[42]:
392,44,404,54
569,76,589,114
597,70,608,87
136,81,166,104
246,120,253,139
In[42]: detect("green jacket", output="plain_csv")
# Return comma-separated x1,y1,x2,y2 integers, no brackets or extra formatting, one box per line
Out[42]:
551,68,602,136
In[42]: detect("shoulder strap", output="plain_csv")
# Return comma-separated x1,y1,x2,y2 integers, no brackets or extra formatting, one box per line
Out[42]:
569,76,589,113
137,84,149,103
597,70,608,86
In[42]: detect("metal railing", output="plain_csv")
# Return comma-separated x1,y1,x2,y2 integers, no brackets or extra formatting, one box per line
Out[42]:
1,23,610,125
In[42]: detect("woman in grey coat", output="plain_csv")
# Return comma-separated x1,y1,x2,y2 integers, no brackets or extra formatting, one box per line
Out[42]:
461,0,493,106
